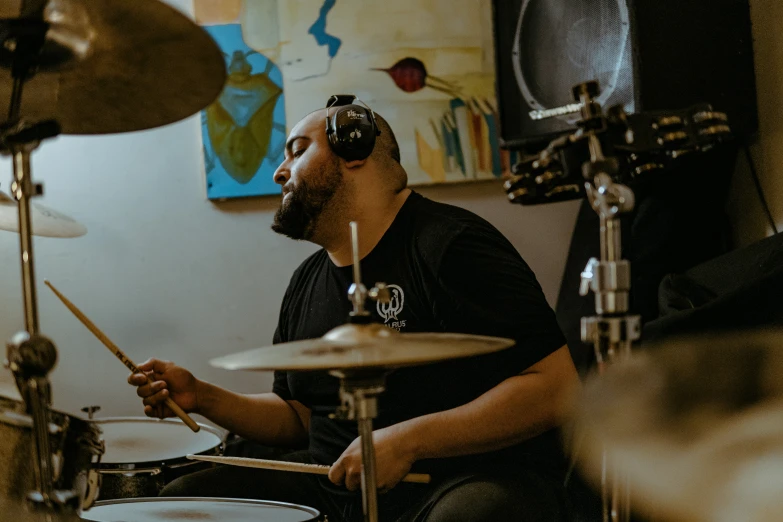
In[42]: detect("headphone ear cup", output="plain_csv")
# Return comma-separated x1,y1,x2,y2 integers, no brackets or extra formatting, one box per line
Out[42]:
327,105,377,161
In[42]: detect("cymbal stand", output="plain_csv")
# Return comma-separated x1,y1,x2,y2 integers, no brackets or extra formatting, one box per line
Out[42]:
328,221,391,522
329,369,388,522
0,16,67,513
574,82,640,522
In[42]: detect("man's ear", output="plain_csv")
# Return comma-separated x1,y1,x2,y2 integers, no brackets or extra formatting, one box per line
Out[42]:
344,158,367,169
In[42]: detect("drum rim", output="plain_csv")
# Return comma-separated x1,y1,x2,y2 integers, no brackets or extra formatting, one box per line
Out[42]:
85,496,321,517
0,394,103,450
94,417,226,470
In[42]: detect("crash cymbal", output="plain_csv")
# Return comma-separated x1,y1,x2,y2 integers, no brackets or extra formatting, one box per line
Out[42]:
0,0,226,135
0,191,85,237
210,323,515,371
572,329,783,522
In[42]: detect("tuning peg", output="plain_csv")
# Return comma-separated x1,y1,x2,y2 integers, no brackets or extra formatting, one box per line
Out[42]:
81,405,101,419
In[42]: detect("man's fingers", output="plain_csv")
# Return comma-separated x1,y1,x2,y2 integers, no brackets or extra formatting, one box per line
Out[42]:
136,359,156,372
137,358,172,375
141,389,168,407
328,459,345,486
135,380,167,398
345,469,361,492
128,373,147,386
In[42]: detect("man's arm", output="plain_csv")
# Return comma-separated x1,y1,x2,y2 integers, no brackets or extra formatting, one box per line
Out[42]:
398,344,578,458
196,382,311,448
130,358,310,448
329,345,579,491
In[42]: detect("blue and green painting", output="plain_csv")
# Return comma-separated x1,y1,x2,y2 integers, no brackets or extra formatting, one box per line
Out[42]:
202,24,286,199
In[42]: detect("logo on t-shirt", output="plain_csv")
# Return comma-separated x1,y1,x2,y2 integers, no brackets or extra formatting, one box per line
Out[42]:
377,284,405,330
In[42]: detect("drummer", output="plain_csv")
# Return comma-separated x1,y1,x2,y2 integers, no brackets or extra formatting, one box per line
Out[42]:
129,98,580,521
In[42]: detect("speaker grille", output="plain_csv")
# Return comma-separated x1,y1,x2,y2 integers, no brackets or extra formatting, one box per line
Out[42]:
495,0,635,147
516,0,631,111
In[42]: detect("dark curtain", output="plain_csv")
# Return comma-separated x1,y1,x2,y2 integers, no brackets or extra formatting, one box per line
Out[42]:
555,144,737,373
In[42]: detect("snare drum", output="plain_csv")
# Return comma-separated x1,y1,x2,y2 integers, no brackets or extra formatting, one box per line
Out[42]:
82,497,321,521
95,417,225,500
0,392,104,518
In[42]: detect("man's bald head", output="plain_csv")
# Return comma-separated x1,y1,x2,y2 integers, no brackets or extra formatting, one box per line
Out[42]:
371,112,401,162
295,106,406,192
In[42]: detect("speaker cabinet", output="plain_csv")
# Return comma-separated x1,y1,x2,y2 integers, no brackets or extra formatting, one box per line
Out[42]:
492,0,758,148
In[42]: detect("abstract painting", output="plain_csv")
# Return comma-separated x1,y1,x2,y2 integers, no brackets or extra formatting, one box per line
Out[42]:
197,0,508,192
200,23,286,199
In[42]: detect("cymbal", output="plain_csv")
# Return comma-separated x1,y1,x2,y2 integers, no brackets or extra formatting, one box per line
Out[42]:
572,329,783,522
0,191,86,237
210,323,515,371
0,0,226,135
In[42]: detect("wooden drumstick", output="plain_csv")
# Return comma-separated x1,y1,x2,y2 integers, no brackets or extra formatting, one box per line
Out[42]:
186,454,432,484
43,280,200,433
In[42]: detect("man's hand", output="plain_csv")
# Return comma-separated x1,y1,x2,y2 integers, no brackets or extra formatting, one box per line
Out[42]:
127,358,199,419
328,425,417,493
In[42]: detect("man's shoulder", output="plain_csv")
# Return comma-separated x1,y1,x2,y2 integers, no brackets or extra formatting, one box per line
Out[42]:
290,248,329,282
406,192,497,241
294,248,328,276
402,192,513,275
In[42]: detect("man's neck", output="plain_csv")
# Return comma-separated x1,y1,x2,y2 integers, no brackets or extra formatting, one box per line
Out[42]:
324,188,411,267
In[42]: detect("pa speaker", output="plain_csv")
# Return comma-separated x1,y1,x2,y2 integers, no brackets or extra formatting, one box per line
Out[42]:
492,0,758,148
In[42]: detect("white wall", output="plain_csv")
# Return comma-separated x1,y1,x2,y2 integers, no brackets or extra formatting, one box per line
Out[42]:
0,0,581,419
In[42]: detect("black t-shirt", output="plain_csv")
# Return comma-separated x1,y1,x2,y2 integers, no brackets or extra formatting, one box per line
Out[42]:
273,191,567,477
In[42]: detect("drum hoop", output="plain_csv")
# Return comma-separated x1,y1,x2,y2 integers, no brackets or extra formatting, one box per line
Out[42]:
94,417,225,471
87,496,321,517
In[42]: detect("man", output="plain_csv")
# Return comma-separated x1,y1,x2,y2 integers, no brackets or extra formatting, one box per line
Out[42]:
129,98,580,521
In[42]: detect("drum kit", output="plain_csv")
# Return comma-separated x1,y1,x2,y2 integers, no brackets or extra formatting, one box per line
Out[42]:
0,3,512,521
0,1,776,522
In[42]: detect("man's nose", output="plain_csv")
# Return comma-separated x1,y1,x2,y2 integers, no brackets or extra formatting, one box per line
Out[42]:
273,164,289,186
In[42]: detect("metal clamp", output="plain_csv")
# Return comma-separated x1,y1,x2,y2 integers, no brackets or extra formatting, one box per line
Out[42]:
347,222,391,320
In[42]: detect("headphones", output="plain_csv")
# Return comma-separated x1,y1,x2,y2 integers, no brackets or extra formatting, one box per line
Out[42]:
325,94,381,161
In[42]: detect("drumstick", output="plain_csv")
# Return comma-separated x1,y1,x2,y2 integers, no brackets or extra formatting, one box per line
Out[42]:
186,454,432,484
43,280,200,433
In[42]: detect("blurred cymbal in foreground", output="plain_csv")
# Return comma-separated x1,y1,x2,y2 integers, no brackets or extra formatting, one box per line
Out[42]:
572,329,783,522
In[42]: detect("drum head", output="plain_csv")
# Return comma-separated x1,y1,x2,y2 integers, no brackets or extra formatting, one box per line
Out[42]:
96,418,223,465
81,498,320,521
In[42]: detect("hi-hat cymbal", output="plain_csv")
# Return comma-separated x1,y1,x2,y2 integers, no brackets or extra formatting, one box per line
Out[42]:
573,329,783,522
0,0,226,135
0,191,86,237
210,323,515,371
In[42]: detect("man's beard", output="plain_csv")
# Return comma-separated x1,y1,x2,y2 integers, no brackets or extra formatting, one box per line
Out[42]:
271,161,343,240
